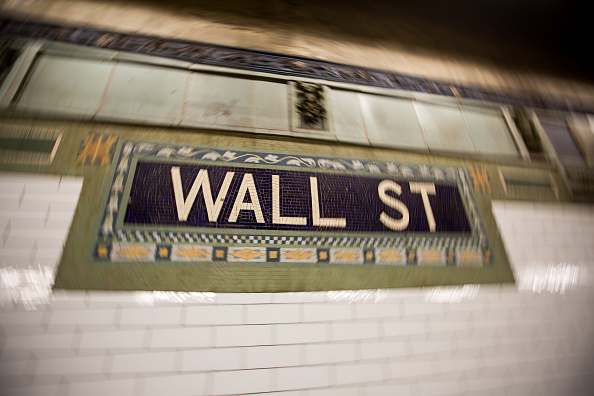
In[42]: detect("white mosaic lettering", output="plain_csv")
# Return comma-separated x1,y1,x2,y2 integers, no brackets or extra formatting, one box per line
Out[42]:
228,173,265,223
378,180,410,231
310,177,346,228
410,182,437,232
272,175,307,225
171,167,234,222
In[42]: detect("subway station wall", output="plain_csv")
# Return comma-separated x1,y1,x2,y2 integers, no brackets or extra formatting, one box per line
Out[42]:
1,115,554,292
0,171,593,396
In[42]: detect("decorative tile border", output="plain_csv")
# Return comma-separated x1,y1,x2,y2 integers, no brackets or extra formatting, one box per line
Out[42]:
1,17,590,114
97,242,491,267
93,138,491,268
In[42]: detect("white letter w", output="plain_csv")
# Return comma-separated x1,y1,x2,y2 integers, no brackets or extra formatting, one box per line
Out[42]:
171,167,234,222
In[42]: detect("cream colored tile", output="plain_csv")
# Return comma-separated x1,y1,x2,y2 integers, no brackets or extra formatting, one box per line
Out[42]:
35,355,104,375
142,373,206,396
359,93,426,150
276,366,329,391
150,327,211,348
275,323,328,344
306,343,356,365
414,101,475,153
331,89,368,145
211,368,273,395
331,322,380,341
111,351,176,373
16,55,112,117
245,345,300,369
247,304,300,324
253,80,290,132
119,306,182,325
462,105,519,156
79,330,145,349
66,378,135,396
49,309,116,325
97,62,188,125
215,324,271,347
216,293,273,304
181,73,253,130
185,304,243,325
335,362,385,385
302,303,352,322
182,347,242,371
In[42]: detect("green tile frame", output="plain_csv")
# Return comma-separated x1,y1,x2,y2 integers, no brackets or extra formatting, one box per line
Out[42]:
0,116,538,292
0,122,62,164
98,140,486,267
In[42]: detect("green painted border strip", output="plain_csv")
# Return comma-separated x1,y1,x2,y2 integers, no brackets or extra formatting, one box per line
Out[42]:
0,137,56,152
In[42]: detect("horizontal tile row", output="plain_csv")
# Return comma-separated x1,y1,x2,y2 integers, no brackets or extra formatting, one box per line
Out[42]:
11,52,524,158
1,182,594,396
101,242,488,267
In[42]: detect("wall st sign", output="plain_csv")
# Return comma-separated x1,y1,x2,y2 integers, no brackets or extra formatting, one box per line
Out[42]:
86,139,497,283
124,162,471,234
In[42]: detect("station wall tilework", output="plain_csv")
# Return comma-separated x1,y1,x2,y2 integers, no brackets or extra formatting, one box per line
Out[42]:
1,172,594,396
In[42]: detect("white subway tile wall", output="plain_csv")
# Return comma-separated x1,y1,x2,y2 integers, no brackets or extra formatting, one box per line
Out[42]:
1,173,593,395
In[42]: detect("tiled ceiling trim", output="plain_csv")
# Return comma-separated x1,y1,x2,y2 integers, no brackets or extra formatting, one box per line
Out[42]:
0,16,591,114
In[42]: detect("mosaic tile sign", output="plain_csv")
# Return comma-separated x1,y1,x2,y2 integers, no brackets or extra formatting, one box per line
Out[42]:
124,162,471,233
94,140,491,270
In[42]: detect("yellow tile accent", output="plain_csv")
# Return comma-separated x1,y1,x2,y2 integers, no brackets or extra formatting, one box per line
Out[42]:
175,247,209,259
282,250,315,260
269,250,278,259
419,249,443,264
230,248,265,260
158,247,169,258
365,251,374,261
469,165,491,194
97,244,108,259
457,249,481,266
333,250,361,261
408,251,415,261
215,249,225,258
319,251,328,260
379,250,404,261
115,245,151,259
76,133,117,165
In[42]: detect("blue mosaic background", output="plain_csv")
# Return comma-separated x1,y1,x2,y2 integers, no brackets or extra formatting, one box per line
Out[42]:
124,161,471,233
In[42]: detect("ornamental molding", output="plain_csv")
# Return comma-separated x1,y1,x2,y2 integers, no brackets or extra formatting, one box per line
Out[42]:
1,17,590,113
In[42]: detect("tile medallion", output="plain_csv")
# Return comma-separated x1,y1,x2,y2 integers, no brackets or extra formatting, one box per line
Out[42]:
76,133,118,166
92,140,491,269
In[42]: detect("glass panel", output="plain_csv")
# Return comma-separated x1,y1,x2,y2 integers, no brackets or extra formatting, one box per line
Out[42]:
413,102,475,153
182,73,253,130
98,62,188,125
16,55,113,116
359,94,427,151
462,106,519,157
538,114,586,167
